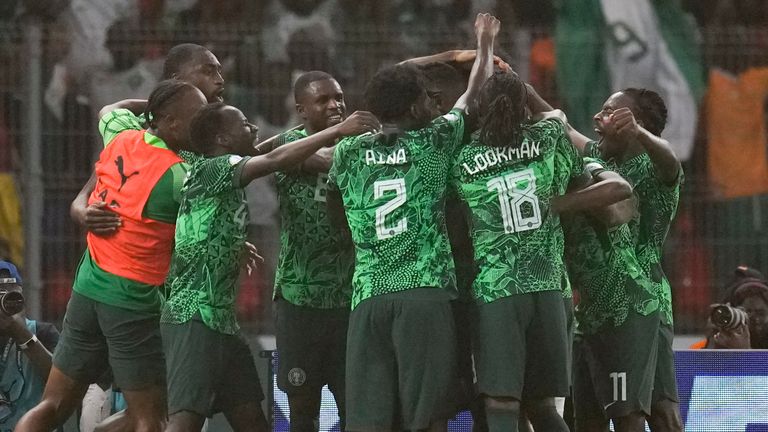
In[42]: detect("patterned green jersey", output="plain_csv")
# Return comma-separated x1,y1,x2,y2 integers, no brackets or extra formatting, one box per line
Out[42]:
161,154,250,334
450,118,582,304
586,142,682,325
562,157,659,334
327,109,465,310
273,129,354,308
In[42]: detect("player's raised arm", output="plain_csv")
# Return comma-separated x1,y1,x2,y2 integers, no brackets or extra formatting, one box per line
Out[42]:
240,111,380,184
612,107,681,185
397,49,510,72
97,99,147,119
453,13,499,112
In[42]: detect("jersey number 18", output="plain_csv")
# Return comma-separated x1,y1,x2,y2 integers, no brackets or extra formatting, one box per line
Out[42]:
486,168,542,234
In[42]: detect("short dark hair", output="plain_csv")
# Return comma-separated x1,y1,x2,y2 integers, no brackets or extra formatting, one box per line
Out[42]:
365,64,426,123
478,71,528,148
144,79,199,129
621,88,668,136
189,102,230,154
419,62,464,91
163,43,210,79
293,70,335,102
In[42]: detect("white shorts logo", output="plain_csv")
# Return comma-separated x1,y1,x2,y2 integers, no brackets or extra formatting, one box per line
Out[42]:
288,368,306,386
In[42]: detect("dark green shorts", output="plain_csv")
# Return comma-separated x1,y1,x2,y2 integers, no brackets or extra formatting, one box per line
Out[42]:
573,311,679,423
346,289,457,431
161,318,264,417
53,291,165,390
275,299,348,399
473,290,570,400
452,299,477,412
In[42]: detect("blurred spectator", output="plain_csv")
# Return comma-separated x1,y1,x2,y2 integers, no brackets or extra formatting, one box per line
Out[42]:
259,0,337,64
683,0,768,27
82,18,162,153
0,0,70,24
0,261,61,431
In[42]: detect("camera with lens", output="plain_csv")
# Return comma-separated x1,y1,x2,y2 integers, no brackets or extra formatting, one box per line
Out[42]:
0,290,24,316
710,303,749,331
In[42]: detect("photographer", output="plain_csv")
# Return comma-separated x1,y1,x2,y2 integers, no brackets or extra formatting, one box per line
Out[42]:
693,266,768,349
0,260,59,432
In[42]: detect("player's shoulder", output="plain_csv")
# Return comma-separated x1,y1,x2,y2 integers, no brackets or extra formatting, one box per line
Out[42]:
529,111,567,135
280,128,308,145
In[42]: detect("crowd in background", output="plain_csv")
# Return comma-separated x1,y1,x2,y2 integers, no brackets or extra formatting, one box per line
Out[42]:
1,0,768,333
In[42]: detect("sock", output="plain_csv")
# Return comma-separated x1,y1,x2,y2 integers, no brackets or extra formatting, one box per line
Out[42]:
527,404,569,432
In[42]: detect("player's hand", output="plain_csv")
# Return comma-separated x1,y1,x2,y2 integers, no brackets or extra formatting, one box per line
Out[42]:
242,241,264,276
452,51,512,72
335,111,381,137
76,201,121,236
711,323,751,349
474,13,501,40
610,107,642,141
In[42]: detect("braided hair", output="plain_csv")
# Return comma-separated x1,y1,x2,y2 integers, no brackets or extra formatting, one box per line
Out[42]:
478,71,528,148
621,88,668,136
144,79,198,129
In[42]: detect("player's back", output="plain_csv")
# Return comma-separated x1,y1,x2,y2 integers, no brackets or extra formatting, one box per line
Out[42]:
329,110,465,309
451,118,582,303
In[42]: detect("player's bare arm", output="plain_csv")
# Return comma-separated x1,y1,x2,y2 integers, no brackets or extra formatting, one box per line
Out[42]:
398,49,510,72
252,124,303,156
70,173,121,235
552,168,633,215
453,13,500,112
97,98,148,120
612,107,681,184
240,111,380,184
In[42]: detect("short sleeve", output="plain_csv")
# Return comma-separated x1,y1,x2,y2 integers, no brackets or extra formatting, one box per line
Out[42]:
98,109,145,147
34,321,61,352
584,140,601,159
144,161,190,223
537,118,582,181
428,108,466,153
195,155,251,196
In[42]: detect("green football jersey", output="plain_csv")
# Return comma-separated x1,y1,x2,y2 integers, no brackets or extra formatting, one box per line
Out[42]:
586,142,682,325
273,129,354,308
327,109,466,310
563,158,659,334
450,118,582,304
161,154,250,334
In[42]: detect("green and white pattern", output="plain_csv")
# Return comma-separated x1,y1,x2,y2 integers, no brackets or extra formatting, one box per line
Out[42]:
586,142,682,325
273,129,354,308
450,118,582,304
162,154,250,334
328,109,465,310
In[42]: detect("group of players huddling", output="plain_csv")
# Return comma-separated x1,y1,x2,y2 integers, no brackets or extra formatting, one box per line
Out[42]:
13,11,683,432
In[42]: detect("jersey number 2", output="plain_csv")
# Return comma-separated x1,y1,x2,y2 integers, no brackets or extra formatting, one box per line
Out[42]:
486,168,542,234
374,179,407,240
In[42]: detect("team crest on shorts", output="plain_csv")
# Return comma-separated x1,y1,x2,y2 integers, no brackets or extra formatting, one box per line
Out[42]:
288,368,306,386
